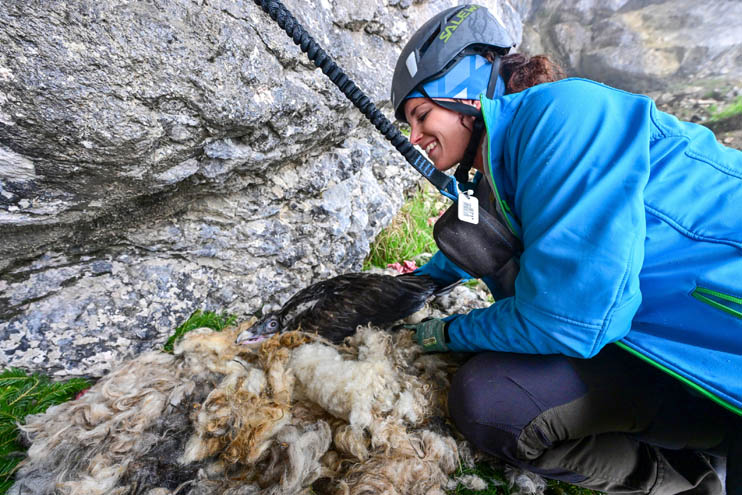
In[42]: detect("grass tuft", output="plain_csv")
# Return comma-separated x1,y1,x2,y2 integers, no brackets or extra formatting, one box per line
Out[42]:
450,461,600,495
0,369,90,492
710,95,742,121
364,183,448,269
163,309,238,353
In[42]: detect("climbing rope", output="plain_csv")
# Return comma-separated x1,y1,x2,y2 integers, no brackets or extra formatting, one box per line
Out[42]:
252,0,459,201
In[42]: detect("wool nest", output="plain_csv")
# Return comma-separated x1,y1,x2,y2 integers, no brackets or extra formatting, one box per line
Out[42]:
10,320,541,495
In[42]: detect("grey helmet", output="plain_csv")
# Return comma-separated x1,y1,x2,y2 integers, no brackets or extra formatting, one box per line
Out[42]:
391,4,515,122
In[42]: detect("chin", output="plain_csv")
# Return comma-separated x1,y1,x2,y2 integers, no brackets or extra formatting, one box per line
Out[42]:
433,159,457,172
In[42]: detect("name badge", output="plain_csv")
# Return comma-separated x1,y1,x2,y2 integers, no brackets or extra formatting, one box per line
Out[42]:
457,190,479,224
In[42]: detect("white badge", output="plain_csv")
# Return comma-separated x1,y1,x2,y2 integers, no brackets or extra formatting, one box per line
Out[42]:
457,190,479,224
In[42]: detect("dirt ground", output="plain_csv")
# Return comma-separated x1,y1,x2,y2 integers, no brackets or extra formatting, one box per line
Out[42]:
649,85,742,151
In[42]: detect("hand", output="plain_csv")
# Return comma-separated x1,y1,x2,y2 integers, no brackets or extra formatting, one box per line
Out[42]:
400,318,449,352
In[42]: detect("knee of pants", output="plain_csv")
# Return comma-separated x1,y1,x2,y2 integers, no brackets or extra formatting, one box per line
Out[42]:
448,352,587,462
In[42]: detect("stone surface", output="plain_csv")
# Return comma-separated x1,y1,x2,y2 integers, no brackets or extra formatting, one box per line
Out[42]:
0,0,521,377
520,0,742,94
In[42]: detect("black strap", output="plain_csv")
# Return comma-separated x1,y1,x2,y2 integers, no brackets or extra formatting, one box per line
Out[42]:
454,116,485,186
453,56,502,188
486,57,502,99
252,0,459,200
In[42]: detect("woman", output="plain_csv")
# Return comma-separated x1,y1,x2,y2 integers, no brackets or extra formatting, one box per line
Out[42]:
393,5,742,495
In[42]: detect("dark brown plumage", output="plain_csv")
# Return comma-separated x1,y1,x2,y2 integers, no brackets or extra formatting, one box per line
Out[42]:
236,272,453,344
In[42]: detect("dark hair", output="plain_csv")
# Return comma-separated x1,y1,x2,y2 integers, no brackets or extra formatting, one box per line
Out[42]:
501,53,565,94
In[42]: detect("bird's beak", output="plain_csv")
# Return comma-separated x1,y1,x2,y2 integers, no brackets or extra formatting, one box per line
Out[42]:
235,320,273,345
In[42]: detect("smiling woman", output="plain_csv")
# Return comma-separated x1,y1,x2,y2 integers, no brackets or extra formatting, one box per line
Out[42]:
390,4,742,495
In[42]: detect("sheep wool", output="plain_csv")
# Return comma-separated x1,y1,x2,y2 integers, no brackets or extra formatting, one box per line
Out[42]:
11,319,544,495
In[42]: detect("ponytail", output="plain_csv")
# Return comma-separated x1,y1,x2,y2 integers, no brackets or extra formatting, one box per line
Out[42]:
501,54,565,94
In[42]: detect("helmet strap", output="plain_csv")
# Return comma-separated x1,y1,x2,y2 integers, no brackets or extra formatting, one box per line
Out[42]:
486,56,503,99
454,116,485,186
455,55,503,187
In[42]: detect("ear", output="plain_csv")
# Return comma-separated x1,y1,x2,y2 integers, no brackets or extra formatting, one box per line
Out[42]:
459,113,476,132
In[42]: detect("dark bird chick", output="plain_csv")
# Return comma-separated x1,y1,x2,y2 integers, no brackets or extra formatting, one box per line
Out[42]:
236,272,453,345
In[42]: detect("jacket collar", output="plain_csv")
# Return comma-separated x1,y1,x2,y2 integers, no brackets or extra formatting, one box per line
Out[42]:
479,93,522,236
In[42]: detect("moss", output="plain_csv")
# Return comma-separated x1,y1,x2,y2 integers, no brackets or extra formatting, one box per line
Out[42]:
163,309,238,353
710,96,742,121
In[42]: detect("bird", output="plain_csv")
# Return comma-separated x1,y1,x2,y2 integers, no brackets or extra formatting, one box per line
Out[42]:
236,272,455,345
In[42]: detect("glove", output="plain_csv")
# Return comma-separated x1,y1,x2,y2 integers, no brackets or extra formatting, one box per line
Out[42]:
401,318,449,353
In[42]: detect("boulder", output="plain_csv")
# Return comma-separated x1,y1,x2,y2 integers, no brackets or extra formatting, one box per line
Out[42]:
520,0,742,94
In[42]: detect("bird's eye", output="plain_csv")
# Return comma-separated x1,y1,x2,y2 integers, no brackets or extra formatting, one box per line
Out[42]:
268,320,278,329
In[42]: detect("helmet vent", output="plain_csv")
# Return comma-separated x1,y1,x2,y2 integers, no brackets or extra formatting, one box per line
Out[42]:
419,27,441,56
405,52,418,77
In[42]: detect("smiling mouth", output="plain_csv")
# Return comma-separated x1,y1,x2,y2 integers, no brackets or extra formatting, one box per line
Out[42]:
425,141,438,155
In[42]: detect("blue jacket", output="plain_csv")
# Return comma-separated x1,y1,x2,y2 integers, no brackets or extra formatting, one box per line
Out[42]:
416,78,742,414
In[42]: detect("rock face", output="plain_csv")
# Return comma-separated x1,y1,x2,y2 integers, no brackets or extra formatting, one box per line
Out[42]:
521,0,742,94
0,0,522,376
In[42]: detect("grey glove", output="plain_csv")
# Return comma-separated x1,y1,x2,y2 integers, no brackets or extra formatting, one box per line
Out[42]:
402,318,449,352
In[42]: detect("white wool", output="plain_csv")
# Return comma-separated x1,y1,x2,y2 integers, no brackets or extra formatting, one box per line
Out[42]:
58,462,126,495
395,390,419,424
506,466,547,495
242,367,267,395
179,433,212,466
453,474,490,491
290,343,399,429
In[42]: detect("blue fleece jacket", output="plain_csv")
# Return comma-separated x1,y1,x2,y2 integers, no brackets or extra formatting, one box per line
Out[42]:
416,78,742,413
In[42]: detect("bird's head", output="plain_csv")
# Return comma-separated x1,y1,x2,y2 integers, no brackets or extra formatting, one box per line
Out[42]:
235,314,282,345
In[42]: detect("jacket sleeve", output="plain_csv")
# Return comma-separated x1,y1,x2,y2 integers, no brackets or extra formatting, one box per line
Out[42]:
413,250,473,287
447,80,650,358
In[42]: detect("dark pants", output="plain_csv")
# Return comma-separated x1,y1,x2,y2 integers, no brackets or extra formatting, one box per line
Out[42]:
448,346,738,495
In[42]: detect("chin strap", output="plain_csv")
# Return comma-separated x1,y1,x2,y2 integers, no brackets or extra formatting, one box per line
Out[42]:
452,56,504,189
454,117,485,187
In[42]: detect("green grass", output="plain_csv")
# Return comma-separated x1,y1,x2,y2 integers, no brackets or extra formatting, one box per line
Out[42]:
0,309,233,493
364,183,448,269
163,309,238,352
449,462,600,495
0,369,90,492
710,95,742,121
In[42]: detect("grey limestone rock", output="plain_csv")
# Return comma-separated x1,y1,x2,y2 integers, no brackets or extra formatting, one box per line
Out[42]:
0,0,521,377
519,0,742,94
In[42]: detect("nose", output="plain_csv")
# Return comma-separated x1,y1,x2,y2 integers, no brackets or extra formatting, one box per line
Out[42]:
409,122,423,145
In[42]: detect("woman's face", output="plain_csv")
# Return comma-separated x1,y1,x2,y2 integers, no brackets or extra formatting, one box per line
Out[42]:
404,98,475,171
